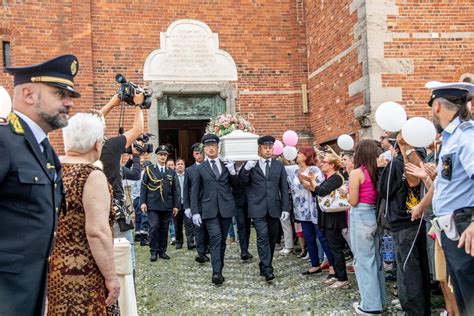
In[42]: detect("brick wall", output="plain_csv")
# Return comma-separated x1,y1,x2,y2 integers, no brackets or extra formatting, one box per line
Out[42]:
303,0,363,144
384,0,474,119
1,0,310,152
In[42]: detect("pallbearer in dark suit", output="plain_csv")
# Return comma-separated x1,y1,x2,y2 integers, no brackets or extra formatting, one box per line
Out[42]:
0,55,79,315
191,134,238,285
233,173,253,261
239,135,290,282
184,142,210,263
140,145,180,261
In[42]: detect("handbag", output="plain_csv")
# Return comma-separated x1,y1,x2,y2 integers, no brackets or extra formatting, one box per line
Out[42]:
317,175,350,213
113,197,135,232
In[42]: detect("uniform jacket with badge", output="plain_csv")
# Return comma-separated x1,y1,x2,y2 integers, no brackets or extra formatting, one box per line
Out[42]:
0,113,63,316
140,165,179,212
239,159,290,219
191,160,238,220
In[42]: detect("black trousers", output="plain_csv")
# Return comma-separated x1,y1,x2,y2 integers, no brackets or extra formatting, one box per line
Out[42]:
325,228,348,281
148,210,172,255
392,224,431,316
204,214,232,274
442,231,474,315
173,205,194,246
253,215,280,275
194,220,209,256
235,204,251,254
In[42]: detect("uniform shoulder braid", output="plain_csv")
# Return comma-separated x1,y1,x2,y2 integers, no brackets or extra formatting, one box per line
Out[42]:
7,112,25,135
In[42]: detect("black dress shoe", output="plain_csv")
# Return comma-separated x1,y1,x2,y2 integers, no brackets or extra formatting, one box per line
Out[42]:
212,273,224,285
195,255,209,263
302,268,322,276
140,238,149,246
265,273,275,282
259,272,265,277
241,252,251,261
134,233,141,242
150,253,158,262
159,253,170,260
175,243,183,250
187,244,196,250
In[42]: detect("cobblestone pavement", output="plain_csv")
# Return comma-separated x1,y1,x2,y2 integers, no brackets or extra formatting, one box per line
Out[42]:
134,235,404,315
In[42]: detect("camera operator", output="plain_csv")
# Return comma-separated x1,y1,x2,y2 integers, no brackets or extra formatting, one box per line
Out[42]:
99,95,144,270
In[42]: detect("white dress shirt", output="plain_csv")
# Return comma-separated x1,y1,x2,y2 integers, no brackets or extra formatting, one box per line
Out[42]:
258,157,272,176
206,157,222,175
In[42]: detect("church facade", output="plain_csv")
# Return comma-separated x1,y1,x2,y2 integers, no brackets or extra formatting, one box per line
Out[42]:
1,0,473,156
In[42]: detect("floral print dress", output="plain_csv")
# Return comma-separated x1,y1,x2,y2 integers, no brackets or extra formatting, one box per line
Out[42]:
285,165,324,224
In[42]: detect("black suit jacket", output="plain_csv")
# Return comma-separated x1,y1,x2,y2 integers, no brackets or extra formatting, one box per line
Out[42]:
140,165,179,212
239,159,290,218
0,114,63,316
191,160,238,219
183,163,199,210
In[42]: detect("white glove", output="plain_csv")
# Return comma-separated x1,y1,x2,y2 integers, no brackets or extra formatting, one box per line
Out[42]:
280,211,290,221
185,208,192,219
244,160,257,171
192,214,202,227
225,159,236,175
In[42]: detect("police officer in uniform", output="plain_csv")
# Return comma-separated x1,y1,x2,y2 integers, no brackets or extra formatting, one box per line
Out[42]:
412,81,474,315
140,145,180,261
0,55,80,315
191,134,238,285
239,135,290,282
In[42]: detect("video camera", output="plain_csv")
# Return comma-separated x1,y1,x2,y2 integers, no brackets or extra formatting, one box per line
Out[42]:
115,74,152,109
125,133,155,154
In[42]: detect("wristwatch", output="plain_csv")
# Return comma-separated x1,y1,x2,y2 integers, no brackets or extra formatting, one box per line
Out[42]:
405,148,415,156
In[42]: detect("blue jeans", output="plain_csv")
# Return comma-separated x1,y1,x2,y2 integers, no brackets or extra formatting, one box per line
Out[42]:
133,197,149,234
300,221,335,268
350,203,386,312
169,219,175,239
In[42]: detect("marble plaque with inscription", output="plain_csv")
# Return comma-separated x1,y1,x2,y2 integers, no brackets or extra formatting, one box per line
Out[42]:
144,19,237,82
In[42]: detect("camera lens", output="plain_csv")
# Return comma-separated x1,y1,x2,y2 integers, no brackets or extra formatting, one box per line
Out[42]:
115,73,127,84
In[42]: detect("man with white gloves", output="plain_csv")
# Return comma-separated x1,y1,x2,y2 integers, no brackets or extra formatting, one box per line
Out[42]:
239,135,290,282
190,134,239,285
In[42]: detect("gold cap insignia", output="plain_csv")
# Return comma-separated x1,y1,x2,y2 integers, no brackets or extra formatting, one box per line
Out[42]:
71,60,78,76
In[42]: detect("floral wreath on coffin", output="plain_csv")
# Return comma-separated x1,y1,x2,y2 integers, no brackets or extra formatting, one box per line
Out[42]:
205,113,255,138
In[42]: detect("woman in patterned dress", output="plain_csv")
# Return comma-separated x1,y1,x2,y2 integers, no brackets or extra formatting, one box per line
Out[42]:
47,112,120,315
285,147,336,277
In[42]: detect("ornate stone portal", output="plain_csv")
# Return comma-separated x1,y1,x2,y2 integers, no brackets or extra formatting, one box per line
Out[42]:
143,19,238,154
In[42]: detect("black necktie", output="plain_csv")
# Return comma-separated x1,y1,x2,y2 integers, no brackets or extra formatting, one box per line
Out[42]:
210,160,220,179
265,160,270,177
41,138,55,179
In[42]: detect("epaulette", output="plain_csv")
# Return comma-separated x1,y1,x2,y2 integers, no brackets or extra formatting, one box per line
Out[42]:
7,112,25,135
459,121,473,131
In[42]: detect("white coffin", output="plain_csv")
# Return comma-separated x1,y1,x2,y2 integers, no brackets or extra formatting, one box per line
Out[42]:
219,130,260,162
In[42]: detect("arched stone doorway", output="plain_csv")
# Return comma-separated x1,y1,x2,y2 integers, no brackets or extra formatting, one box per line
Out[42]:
143,19,238,164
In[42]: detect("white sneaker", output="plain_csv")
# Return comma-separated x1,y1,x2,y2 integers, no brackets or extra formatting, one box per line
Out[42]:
352,302,382,315
279,248,292,255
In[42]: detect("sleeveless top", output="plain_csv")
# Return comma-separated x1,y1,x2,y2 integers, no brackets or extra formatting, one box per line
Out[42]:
47,163,119,315
358,165,377,205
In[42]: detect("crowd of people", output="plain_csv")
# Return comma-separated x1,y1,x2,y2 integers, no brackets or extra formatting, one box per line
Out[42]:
0,54,473,316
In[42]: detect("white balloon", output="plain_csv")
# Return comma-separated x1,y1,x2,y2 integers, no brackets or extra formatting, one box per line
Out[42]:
282,146,298,161
375,101,407,132
0,86,12,118
402,117,437,148
337,134,354,151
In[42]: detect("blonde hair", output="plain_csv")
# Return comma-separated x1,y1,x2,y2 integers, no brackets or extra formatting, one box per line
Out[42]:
324,153,341,170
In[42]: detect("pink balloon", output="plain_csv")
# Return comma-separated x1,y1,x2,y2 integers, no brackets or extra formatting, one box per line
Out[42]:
282,130,298,146
273,140,284,155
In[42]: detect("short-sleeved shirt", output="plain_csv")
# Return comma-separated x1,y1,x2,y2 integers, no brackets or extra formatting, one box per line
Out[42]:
286,165,324,223
433,118,474,216
100,135,126,201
